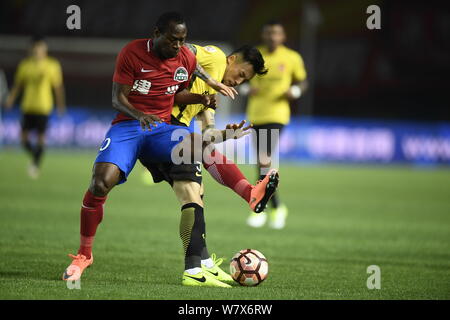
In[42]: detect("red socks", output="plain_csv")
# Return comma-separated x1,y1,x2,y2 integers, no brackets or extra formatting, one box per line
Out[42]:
203,149,252,202
78,190,107,259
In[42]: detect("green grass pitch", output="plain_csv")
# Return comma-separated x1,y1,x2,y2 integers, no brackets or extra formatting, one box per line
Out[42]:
0,150,449,299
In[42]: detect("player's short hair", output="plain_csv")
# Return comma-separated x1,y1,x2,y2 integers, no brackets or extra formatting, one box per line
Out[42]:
31,34,45,44
231,45,268,76
262,19,284,29
155,12,185,34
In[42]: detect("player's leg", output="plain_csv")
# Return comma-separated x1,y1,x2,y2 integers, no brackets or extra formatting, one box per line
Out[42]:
20,129,33,156
20,115,39,178
141,124,230,287
247,123,285,227
203,147,279,213
63,121,142,281
63,162,121,281
172,179,231,288
32,115,49,170
255,123,287,229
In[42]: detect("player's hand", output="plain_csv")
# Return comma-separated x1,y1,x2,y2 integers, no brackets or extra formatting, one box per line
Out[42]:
57,105,66,117
4,96,14,110
200,94,217,109
223,120,253,140
138,113,162,131
284,85,302,101
206,79,238,100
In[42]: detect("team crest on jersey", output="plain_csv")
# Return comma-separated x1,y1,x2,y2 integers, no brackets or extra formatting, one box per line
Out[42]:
174,67,188,82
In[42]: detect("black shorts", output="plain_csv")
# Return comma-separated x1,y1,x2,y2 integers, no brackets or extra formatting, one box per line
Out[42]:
252,123,285,157
21,114,49,134
141,161,202,186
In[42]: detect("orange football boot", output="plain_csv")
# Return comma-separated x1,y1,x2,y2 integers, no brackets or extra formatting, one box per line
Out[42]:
62,253,93,281
249,169,279,213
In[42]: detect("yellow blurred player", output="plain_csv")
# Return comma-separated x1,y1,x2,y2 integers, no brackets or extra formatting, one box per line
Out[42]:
5,35,65,178
244,21,308,229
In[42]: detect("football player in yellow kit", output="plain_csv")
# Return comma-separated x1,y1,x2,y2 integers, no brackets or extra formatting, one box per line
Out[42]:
147,43,279,213
244,21,308,229
142,43,279,285
5,35,66,178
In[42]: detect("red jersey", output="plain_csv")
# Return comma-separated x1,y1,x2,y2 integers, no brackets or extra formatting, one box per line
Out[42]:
112,39,197,124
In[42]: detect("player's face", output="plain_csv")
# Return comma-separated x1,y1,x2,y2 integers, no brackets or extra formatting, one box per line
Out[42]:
262,24,285,50
31,41,48,59
222,57,255,87
154,22,187,59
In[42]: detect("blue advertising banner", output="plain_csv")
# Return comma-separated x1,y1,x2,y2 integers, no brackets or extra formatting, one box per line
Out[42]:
1,107,449,165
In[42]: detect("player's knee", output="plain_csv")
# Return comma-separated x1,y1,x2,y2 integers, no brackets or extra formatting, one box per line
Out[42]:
173,180,203,206
90,177,113,197
258,155,272,168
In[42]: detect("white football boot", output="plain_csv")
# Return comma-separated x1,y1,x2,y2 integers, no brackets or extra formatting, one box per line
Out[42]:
246,211,267,228
268,204,288,229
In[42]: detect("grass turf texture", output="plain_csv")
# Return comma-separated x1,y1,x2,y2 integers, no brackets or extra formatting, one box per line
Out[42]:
0,150,449,300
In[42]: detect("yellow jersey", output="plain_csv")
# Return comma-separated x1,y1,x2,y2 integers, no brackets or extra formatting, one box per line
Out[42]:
172,44,227,126
247,45,306,125
14,56,63,115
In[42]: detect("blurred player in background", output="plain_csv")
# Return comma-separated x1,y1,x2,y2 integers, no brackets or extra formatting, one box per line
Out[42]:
0,68,9,148
243,21,308,229
4,35,65,179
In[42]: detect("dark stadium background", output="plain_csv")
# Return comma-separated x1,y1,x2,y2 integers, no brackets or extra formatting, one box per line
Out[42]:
1,0,449,121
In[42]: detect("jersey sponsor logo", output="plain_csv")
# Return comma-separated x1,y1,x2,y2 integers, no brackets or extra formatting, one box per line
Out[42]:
140,68,154,72
132,80,151,94
174,67,189,82
99,138,111,151
165,85,179,95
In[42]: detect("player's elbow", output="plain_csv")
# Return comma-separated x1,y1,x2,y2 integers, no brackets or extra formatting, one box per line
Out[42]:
111,96,120,111
111,90,122,111
300,79,309,92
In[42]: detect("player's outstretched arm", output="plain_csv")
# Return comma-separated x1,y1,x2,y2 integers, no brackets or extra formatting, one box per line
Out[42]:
174,89,216,109
200,113,252,144
285,79,308,101
4,83,21,110
111,82,161,130
54,84,66,115
196,64,238,99
184,42,237,99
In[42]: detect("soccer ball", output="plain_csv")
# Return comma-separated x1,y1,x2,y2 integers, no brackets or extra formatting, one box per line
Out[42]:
229,249,268,286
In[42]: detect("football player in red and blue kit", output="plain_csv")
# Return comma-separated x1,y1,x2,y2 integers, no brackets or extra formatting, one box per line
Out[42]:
62,12,232,287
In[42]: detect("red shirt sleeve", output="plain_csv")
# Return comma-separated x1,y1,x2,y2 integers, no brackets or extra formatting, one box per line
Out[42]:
113,44,135,86
178,50,197,92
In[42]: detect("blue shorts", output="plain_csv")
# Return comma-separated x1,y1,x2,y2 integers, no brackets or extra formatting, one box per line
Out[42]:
95,120,193,184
